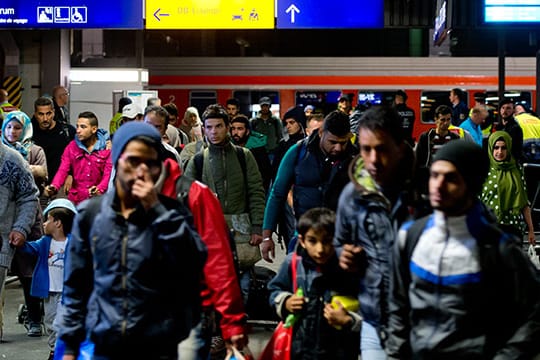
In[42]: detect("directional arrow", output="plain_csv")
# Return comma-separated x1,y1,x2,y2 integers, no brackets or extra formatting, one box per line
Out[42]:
153,8,170,21
285,4,300,24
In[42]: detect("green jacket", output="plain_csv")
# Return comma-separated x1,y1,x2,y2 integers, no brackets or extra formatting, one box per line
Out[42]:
184,141,265,233
245,131,267,150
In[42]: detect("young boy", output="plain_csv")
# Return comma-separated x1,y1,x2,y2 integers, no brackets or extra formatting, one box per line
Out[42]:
19,198,76,360
268,207,361,360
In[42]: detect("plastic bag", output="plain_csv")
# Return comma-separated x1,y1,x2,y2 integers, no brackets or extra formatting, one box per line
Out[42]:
258,321,293,360
528,245,540,270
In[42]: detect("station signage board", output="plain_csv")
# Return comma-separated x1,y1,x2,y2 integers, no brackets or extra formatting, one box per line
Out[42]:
276,0,383,29
145,0,274,29
0,0,143,29
484,0,540,23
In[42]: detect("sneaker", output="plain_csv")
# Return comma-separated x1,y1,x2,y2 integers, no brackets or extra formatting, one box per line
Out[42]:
210,335,225,355
27,323,42,337
47,351,54,360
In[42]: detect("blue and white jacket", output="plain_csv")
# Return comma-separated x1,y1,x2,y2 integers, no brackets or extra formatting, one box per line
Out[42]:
21,234,71,298
387,201,540,359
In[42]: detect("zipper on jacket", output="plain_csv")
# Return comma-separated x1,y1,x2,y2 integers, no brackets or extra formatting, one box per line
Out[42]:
121,233,128,335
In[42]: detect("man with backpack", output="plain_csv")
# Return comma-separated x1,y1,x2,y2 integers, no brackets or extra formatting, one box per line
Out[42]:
387,140,540,359
59,122,207,359
184,104,265,304
262,110,356,259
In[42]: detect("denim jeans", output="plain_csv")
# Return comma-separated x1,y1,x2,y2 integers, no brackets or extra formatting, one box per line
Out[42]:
361,321,387,360
177,313,213,360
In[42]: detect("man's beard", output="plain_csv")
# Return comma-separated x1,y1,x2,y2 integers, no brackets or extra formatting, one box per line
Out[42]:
232,134,248,145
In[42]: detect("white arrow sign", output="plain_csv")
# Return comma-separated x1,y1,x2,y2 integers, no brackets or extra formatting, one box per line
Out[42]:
285,4,300,23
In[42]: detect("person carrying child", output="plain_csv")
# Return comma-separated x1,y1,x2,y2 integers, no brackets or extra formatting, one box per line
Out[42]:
17,198,77,360
268,207,361,360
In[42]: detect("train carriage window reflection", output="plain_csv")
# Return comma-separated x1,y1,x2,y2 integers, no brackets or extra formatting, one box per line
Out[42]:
189,91,217,116
421,90,468,124
295,90,341,116
232,90,280,119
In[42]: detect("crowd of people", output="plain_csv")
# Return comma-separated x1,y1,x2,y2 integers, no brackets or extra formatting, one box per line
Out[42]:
0,86,539,360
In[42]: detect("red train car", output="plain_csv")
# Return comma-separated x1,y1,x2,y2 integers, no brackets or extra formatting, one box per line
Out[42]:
146,56,537,142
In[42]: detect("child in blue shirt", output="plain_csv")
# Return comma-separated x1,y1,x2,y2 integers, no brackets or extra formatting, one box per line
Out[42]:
268,207,361,360
19,198,76,360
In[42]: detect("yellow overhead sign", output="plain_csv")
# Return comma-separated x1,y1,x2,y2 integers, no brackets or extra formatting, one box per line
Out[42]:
146,0,274,29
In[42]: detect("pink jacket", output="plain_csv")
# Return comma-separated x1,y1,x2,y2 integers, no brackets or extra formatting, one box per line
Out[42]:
51,138,112,205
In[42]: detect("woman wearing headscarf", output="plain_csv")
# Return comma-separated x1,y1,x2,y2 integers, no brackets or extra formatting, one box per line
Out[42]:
181,106,204,142
2,111,47,192
1,110,47,338
481,130,535,244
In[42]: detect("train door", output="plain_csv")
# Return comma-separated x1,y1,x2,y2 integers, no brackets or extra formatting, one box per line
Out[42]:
189,91,218,118
232,90,280,119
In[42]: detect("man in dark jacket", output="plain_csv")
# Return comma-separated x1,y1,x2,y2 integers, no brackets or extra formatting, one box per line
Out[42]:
496,98,524,163
58,122,206,359
387,140,540,359
262,110,357,261
333,105,415,359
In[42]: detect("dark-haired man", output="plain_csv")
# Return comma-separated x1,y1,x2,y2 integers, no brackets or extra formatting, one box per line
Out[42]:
333,105,415,359
184,104,265,303
449,88,469,126
44,111,112,205
226,98,241,120
262,110,356,261
31,96,75,180
387,140,540,359
250,97,283,160
52,85,70,125
230,114,272,192
496,99,524,163
394,90,415,145
144,105,182,164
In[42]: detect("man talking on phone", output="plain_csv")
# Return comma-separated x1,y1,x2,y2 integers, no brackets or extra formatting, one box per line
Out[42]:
58,122,206,360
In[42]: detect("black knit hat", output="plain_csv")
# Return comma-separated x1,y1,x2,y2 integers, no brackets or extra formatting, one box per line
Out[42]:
432,140,489,195
283,106,307,129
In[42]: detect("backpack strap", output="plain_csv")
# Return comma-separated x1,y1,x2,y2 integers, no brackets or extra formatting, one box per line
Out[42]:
291,252,299,292
193,149,205,182
402,215,431,285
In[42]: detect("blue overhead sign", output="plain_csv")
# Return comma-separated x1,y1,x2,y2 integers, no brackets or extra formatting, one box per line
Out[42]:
0,0,143,29
276,0,384,29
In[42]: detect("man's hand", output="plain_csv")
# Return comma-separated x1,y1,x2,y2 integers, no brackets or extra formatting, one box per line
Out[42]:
64,175,73,194
88,186,101,198
250,233,262,246
132,164,159,210
9,230,26,247
44,185,58,198
339,244,364,273
261,229,275,263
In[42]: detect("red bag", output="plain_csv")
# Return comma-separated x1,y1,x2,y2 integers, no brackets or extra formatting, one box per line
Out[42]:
257,321,293,360
258,253,300,360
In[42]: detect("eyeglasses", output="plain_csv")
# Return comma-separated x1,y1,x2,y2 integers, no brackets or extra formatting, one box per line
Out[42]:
120,154,161,174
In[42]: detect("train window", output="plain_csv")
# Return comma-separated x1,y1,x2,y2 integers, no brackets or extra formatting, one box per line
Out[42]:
357,91,395,108
189,91,217,116
295,90,341,116
421,90,468,124
485,91,532,112
232,90,280,119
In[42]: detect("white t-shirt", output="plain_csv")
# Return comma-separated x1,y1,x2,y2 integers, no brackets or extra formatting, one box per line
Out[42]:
48,239,67,293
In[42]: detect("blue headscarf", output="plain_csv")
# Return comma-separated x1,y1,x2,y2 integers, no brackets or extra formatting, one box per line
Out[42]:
1,111,33,159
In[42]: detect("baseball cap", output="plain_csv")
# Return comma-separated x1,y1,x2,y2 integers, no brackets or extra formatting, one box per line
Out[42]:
43,198,77,218
259,97,272,106
338,94,351,102
122,104,143,119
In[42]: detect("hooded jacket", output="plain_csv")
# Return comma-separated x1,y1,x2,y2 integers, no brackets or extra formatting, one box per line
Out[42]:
51,128,112,204
333,145,415,340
